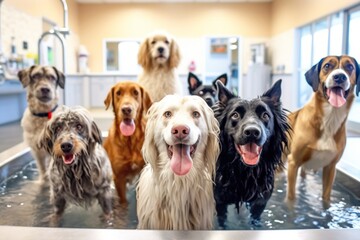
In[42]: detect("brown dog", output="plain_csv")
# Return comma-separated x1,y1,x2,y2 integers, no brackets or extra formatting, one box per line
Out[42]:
103,81,152,204
286,55,360,203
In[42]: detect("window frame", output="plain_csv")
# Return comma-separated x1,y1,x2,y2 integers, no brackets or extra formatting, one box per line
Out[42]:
102,38,141,74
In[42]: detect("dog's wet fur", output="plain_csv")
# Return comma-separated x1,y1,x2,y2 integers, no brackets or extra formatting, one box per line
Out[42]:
187,72,227,107
40,106,113,223
212,79,290,227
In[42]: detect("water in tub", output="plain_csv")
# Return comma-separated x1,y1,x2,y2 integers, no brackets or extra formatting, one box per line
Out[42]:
0,160,359,229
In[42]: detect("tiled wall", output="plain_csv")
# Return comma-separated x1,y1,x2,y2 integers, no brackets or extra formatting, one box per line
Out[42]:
0,2,42,59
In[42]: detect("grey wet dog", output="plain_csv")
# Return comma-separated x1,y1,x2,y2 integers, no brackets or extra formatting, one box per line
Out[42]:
40,106,113,222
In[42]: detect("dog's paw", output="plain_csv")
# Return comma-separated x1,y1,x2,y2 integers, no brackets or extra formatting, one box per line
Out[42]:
49,213,62,227
249,218,262,228
284,196,296,211
101,211,114,227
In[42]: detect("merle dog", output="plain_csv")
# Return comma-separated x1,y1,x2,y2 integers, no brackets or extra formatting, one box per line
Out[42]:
40,106,113,224
187,72,227,107
212,79,290,227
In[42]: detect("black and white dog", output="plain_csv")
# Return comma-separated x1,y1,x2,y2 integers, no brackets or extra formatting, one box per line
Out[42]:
187,72,227,107
212,79,290,228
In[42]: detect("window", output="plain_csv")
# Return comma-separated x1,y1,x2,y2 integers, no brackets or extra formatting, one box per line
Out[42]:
104,40,140,74
313,18,329,63
298,26,312,106
347,7,360,122
329,12,343,55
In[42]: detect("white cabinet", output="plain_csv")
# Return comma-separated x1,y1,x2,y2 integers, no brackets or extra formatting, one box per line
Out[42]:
64,74,138,109
90,77,116,108
65,76,84,107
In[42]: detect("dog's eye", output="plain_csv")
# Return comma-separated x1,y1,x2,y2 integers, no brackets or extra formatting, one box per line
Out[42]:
164,40,170,45
199,90,204,95
231,112,240,120
76,124,83,131
54,126,62,134
133,89,139,96
212,91,216,96
151,40,156,45
346,64,354,72
164,111,172,118
32,73,42,80
116,90,121,96
47,75,56,81
324,63,331,70
262,112,270,121
193,111,200,118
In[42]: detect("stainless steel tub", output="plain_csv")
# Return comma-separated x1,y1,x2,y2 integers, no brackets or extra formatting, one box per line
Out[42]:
0,142,359,240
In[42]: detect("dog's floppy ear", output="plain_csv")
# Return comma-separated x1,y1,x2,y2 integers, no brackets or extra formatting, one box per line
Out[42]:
305,58,324,92
215,80,234,105
18,65,36,88
52,66,65,89
38,123,53,154
140,86,152,115
262,79,282,103
353,57,360,97
188,72,202,93
212,73,228,89
142,102,160,170
91,121,103,144
200,99,220,177
169,38,180,69
138,39,151,71
104,86,114,110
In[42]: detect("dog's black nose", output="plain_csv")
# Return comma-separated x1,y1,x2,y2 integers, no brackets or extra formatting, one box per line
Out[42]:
158,47,164,54
243,126,261,140
61,142,73,153
333,73,347,84
41,87,50,94
172,125,190,139
121,107,132,115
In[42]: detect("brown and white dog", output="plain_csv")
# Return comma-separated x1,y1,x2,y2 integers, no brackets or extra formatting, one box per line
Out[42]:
138,31,182,102
286,55,360,203
18,65,65,183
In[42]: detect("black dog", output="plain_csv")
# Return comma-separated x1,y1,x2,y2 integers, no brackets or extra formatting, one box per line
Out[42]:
187,72,227,107
212,79,290,228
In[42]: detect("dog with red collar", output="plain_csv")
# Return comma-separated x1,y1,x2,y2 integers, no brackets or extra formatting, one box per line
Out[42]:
286,55,360,203
18,65,65,183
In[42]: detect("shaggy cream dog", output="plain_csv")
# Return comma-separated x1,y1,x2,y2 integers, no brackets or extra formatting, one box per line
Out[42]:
136,95,220,230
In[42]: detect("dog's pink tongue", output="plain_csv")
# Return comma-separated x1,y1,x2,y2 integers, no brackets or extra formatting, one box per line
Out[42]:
327,88,346,108
120,119,135,136
239,143,261,166
170,144,193,176
62,154,75,165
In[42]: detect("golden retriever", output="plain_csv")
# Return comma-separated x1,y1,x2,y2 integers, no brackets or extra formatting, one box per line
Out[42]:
136,95,220,230
138,31,182,102
103,81,152,204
